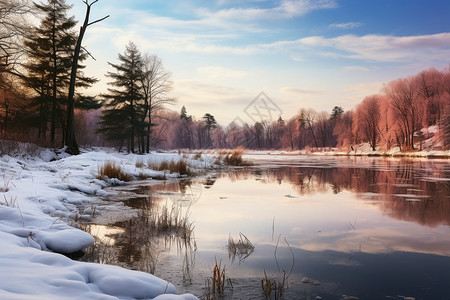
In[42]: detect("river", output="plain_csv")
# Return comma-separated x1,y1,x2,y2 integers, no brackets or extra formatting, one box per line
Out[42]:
80,155,450,300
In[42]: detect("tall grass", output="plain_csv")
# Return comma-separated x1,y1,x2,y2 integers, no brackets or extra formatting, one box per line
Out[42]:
81,202,196,276
148,159,192,176
227,232,254,263
97,161,131,182
223,147,252,166
204,259,232,299
261,235,295,299
1,175,13,192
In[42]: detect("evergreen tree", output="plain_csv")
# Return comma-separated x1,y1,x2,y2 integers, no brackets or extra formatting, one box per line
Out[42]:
23,0,76,146
202,113,217,148
203,113,217,132
180,105,190,120
23,0,96,147
97,42,144,153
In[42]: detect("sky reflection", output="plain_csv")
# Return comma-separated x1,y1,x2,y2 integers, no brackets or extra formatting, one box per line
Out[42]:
86,157,450,299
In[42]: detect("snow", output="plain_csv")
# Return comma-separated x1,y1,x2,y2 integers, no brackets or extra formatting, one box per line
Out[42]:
0,147,217,300
0,142,447,299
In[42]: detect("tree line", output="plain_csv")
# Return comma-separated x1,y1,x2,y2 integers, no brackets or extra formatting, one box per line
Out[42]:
141,67,450,152
1,0,449,153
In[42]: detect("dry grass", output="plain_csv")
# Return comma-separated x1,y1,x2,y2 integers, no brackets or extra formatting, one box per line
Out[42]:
1,194,17,207
261,270,285,299
261,235,295,299
148,159,192,176
81,203,196,275
97,161,131,182
193,152,202,160
204,260,232,299
135,160,145,168
223,147,252,166
227,232,254,263
0,140,41,156
1,175,13,193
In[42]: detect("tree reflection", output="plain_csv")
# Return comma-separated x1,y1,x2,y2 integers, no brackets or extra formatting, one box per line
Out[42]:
82,201,197,282
229,159,449,227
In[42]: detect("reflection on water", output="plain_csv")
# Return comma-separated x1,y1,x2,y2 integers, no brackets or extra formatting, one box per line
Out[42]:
81,157,450,299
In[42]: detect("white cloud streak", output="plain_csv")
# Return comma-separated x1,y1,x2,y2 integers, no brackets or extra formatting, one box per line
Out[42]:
329,22,363,30
197,0,338,21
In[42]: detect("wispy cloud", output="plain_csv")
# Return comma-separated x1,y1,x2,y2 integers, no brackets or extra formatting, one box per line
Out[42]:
329,22,362,30
297,32,450,62
197,0,338,21
345,65,369,71
281,87,325,95
197,66,248,79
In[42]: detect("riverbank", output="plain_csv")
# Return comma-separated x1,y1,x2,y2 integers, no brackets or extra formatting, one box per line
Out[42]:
0,143,448,299
0,146,216,300
242,146,450,159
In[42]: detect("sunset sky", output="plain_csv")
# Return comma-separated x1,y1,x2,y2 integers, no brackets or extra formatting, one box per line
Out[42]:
68,0,450,125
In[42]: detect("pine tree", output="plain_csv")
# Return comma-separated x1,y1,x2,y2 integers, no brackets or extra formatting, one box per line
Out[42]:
23,0,76,146
97,42,144,153
23,0,97,147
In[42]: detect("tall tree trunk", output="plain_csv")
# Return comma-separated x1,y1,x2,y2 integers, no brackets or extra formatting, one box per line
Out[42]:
51,21,57,147
146,113,151,153
65,1,108,155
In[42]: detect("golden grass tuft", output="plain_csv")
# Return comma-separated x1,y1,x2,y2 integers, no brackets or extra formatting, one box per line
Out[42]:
135,160,145,168
223,146,252,166
148,159,192,176
204,260,232,299
97,161,131,182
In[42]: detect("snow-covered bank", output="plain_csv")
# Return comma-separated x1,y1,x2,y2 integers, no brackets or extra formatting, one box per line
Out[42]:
0,147,216,300
241,146,450,159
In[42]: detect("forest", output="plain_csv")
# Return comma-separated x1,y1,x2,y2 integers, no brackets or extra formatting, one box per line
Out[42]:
1,0,450,154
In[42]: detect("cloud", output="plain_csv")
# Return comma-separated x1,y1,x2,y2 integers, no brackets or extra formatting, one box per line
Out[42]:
297,32,450,62
329,22,362,30
197,66,248,80
345,65,369,71
281,87,325,95
197,0,338,21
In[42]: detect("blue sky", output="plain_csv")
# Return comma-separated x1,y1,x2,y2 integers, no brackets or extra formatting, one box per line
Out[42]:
68,0,450,125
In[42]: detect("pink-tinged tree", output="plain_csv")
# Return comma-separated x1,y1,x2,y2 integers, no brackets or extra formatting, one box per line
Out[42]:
333,110,354,151
225,121,244,148
281,117,298,150
377,95,393,150
444,103,450,150
211,125,227,149
415,68,446,127
383,77,421,151
353,95,382,151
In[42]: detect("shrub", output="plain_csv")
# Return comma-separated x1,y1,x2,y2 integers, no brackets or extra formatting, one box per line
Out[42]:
148,159,192,175
169,160,190,175
193,152,202,160
224,147,252,166
159,160,169,171
135,160,145,168
98,161,131,182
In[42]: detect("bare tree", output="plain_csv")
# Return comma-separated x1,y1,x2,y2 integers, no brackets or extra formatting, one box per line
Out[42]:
383,77,420,151
0,0,30,74
139,54,174,152
65,0,108,154
353,95,382,151
298,108,318,148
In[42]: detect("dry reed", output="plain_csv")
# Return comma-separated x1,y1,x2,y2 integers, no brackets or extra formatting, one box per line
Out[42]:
223,146,252,166
97,161,131,182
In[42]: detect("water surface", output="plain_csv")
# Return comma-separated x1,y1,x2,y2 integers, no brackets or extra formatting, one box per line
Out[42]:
82,156,450,299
